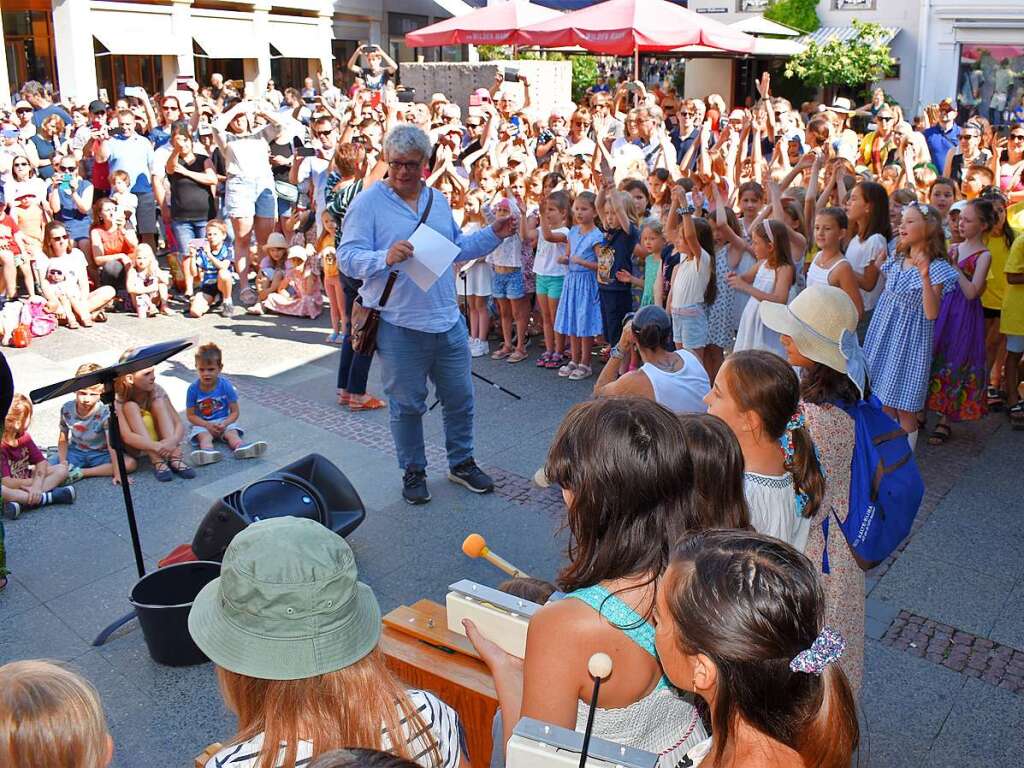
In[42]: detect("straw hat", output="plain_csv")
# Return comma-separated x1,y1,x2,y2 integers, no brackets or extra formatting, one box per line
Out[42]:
759,285,866,396
265,232,288,250
188,517,381,680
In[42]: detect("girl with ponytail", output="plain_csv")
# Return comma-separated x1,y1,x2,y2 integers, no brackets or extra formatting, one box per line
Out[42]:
704,349,824,553
654,529,859,768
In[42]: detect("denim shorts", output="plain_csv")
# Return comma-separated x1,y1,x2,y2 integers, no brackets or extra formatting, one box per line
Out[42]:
189,422,245,444
535,274,565,299
49,445,109,469
1007,334,1024,355
492,269,525,300
170,219,207,254
225,176,277,219
672,304,709,348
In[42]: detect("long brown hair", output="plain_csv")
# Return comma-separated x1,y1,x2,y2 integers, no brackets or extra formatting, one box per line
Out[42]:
677,413,750,532
545,398,746,603
756,219,793,272
723,351,825,519
217,648,440,768
2,393,32,446
0,659,110,768
663,530,859,768
42,221,72,259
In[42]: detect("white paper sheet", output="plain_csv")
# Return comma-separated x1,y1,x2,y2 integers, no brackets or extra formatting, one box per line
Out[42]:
401,224,462,292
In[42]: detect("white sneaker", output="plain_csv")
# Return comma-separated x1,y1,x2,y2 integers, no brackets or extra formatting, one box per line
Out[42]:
469,338,485,357
234,441,268,460
190,449,223,466
221,300,236,318
532,467,550,488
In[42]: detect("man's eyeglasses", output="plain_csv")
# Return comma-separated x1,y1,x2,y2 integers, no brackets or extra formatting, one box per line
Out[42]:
16,108,31,114
314,129,334,137
388,160,422,172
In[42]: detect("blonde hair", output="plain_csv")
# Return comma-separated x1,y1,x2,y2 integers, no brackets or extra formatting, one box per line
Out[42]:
0,660,110,768
217,648,442,768
75,363,102,377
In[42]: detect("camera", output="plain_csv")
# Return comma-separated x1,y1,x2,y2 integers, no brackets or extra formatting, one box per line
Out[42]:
361,44,376,55
502,67,520,84
397,88,416,104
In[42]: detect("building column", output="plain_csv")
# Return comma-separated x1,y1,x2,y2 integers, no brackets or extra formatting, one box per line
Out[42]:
51,0,98,101
0,12,10,103
316,4,334,82
369,20,384,47
251,1,273,95
161,0,196,95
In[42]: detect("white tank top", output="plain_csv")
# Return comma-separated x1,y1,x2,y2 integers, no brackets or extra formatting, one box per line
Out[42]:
806,255,847,290
640,349,710,414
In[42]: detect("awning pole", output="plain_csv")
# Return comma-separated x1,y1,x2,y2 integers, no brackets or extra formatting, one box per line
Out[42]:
633,46,638,81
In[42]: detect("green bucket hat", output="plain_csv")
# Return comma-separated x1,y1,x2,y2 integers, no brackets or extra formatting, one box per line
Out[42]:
188,517,381,680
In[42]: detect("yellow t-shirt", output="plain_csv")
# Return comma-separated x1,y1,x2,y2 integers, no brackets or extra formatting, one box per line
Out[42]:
982,232,1011,310
1000,234,1024,336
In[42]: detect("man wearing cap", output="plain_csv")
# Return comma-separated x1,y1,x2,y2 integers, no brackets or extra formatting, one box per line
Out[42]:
593,305,710,415
338,125,517,505
13,100,35,140
923,99,961,171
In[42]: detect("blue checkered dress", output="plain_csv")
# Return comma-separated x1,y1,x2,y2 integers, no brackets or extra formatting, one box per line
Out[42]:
864,255,959,411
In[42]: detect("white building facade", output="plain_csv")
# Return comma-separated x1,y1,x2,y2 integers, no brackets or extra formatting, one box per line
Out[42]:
1,0,471,103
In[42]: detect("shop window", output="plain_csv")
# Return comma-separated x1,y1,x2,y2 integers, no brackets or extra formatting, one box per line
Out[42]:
833,0,876,9
957,45,1024,126
388,12,427,65
3,10,56,95
737,0,769,12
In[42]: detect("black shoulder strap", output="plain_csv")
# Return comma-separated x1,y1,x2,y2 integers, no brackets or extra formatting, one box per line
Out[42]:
417,187,435,228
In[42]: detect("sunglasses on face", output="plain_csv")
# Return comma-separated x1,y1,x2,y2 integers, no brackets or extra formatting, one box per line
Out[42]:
16,108,31,114
60,165,76,171
1009,134,1024,141
314,129,334,137
51,234,69,241
877,116,894,122
13,161,29,167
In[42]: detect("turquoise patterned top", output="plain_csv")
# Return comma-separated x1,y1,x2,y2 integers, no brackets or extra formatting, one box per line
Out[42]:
566,583,668,690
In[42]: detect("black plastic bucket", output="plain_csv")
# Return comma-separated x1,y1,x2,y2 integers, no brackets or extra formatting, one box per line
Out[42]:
129,561,221,666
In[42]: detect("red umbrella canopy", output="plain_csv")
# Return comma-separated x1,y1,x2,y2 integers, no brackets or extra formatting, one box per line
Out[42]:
516,0,755,56
405,0,563,48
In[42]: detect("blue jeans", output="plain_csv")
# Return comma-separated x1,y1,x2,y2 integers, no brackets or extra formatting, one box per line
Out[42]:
337,276,372,396
376,317,474,471
170,219,207,254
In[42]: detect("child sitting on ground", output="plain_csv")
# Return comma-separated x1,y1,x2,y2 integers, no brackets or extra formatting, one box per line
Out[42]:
0,659,114,768
2,394,74,520
126,244,170,318
259,245,323,319
184,219,236,318
249,231,289,314
114,350,195,483
54,363,136,485
186,342,267,466
109,169,138,232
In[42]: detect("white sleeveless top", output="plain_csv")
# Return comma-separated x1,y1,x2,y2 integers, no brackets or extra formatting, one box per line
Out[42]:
744,471,810,552
806,255,847,291
640,349,710,414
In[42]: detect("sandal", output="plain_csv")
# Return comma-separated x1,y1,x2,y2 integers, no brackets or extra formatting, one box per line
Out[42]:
536,352,552,367
987,387,1006,412
65,465,84,485
491,346,512,360
507,350,528,364
928,423,952,445
168,458,197,479
349,396,386,412
153,461,173,482
338,392,351,406
545,352,564,369
1009,403,1024,431
93,310,107,323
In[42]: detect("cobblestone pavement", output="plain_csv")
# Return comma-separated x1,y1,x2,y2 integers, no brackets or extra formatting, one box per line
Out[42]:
1,309,1022,767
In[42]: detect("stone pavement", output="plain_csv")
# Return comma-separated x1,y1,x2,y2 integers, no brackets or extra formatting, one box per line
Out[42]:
1,308,1021,767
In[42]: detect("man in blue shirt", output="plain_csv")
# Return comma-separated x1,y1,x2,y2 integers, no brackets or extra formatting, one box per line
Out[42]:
923,99,961,171
95,109,158,250
21,80,72,129
339,125,517,505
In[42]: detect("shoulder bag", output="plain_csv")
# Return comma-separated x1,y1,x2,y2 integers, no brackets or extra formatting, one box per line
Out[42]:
349,189,434,356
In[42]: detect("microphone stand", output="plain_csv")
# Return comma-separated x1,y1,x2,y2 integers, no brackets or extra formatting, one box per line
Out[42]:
430,263,521,411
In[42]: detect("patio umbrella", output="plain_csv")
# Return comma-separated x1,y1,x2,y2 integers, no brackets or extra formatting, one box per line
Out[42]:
517,0,754,76
405,0,562,48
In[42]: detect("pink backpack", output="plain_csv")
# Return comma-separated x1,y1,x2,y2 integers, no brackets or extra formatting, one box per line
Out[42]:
21,296,58,338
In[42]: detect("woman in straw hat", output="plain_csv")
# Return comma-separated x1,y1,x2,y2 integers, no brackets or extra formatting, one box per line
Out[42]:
759,284,868,695
188,517,465,768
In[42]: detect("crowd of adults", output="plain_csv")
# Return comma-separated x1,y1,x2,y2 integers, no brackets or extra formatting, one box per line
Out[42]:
1,43,1023,768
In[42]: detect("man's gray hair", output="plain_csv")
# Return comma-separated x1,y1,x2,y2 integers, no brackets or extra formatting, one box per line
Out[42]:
384,124,431,162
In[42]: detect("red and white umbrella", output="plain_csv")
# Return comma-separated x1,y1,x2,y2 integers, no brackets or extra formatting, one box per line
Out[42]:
517,0,754,66
405,0,563,48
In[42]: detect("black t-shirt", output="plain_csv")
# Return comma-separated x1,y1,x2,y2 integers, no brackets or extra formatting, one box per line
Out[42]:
599,223,640,293
270,140,293,182
169,154,214,221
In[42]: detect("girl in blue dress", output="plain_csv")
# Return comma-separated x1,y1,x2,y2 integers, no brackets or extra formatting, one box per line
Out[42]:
554,192,604,381
864,202,959,449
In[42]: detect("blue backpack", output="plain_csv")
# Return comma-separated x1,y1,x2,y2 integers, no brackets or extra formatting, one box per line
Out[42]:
832,396,925,570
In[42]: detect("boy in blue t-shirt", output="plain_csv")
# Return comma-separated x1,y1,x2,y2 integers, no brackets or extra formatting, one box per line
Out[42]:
186,219,237,319
185,343,267,465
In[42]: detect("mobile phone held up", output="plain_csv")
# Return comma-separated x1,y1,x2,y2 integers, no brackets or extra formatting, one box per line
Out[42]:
468,94,483,107
502,67,520,84
296,144,317,158
397,88,416,104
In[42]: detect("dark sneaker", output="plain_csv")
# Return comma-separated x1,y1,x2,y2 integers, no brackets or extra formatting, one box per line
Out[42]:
51,486,76,505
402,468,431,505
448,459,494,494
3,501,21,520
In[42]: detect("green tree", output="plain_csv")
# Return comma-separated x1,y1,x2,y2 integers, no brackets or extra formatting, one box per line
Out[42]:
764,0,820,34
784,20,895,91
569,55,598,102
